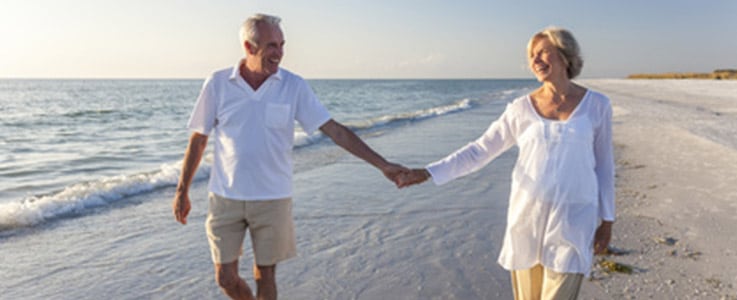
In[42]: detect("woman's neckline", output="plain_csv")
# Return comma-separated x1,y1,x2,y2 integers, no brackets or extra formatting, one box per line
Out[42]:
526,89,590,123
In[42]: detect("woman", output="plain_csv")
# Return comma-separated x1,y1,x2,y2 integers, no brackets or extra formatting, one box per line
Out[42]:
400,27,615,300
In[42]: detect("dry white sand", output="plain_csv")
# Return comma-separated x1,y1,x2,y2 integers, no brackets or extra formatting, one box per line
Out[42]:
578,79,737,300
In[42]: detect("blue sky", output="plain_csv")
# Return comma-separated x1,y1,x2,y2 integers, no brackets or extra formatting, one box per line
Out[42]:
1,0,735,79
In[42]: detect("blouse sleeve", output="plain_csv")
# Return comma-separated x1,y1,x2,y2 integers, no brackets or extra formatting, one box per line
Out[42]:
594,98,616,221
425,103,518,185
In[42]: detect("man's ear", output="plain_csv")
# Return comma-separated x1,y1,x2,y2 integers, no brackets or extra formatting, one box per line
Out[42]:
244,40,257,55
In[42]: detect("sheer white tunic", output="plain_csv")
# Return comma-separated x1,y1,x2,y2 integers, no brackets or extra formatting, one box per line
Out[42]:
426,90,615,274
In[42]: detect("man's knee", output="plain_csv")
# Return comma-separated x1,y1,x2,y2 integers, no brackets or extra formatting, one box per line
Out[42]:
215,262,241,290
254,264,276,282
216,273,240,290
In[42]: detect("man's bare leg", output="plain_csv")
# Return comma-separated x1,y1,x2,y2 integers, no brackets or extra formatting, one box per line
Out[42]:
254,264,277,300
215,260,254,300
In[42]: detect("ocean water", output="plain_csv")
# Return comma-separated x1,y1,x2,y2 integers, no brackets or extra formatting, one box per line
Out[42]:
0,79,534,231
0,78,536,299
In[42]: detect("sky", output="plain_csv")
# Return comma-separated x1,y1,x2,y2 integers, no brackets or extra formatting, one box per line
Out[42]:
1,0,735,79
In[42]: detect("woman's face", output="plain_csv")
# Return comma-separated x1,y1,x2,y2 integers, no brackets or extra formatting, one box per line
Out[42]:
528,37,568,82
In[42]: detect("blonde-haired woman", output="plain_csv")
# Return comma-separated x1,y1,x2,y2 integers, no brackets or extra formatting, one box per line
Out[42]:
400,27,615,300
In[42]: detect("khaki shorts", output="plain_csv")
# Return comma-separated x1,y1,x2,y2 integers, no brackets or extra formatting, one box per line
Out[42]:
205,193,296,266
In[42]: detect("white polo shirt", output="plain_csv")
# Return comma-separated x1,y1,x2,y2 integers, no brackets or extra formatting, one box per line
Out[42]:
187,60,331,201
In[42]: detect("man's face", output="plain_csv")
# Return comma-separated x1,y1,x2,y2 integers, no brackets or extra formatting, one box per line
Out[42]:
248,23,284,76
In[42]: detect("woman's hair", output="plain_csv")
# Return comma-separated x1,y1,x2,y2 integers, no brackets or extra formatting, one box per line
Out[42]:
527,27,583,79
239,13,282,49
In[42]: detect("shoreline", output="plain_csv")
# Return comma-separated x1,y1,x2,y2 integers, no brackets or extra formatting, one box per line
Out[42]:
3,78,737,299
578,79,737,299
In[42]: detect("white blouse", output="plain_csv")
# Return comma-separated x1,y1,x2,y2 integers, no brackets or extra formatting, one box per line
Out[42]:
426,90,615,274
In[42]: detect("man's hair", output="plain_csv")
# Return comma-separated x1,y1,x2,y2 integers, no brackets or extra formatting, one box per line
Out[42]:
239,13,281,49
527,27,583,79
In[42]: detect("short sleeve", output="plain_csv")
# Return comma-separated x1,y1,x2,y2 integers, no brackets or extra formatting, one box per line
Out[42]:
187,76,217,135
294,80,331,134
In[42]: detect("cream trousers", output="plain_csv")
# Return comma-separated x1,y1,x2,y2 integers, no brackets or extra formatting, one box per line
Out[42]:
510,264,584,300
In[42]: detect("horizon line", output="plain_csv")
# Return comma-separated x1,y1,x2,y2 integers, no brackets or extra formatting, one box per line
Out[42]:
0,76,620,81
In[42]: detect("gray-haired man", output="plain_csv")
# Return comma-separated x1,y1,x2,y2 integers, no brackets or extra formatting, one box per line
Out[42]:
172,13,407,300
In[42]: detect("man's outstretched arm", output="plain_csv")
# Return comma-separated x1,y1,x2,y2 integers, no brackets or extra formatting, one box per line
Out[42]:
173,132,208,225
319,119,408,186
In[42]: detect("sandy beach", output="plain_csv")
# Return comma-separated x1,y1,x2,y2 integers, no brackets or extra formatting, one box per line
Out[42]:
286,78,737,299
578,79,737,299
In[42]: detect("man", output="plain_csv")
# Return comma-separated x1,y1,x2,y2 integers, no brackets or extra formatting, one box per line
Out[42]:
172,14,407,300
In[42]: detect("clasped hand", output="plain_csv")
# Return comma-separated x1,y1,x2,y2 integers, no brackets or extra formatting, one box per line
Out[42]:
381,163,430,188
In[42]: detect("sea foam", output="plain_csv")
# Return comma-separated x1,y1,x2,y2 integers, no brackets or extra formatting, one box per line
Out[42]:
294,98,474,147
0,159,211,230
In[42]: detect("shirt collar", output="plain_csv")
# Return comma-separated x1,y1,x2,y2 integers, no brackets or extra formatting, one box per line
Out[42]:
229,58,283,82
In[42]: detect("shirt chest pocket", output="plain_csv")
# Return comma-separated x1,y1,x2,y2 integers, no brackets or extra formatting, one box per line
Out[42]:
265,103,291,129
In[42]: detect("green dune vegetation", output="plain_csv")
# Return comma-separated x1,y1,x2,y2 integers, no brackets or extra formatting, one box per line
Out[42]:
628,69,737,80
